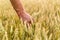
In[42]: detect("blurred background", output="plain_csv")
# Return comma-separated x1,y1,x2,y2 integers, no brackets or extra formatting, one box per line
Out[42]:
0,0,60,40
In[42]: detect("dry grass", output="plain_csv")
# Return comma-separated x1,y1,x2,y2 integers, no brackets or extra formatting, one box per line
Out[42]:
0,0,60,40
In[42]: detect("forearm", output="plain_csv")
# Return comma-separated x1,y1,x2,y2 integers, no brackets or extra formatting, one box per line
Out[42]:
10,0,24,14
10,0,33,24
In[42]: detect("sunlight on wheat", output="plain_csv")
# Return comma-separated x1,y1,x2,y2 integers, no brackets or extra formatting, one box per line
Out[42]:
0,0,60,40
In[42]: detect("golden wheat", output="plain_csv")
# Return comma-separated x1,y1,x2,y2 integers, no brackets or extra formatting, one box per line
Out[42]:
0,0,60,40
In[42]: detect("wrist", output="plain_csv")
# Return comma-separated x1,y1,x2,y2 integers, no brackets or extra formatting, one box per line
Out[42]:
16,9,25,17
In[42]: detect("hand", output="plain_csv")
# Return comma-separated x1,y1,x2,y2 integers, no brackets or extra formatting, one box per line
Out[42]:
19,11,33,24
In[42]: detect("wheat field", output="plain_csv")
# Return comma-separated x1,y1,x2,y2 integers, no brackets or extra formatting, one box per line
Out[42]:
0,0,60,40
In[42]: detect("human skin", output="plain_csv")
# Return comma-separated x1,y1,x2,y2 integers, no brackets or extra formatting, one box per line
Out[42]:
10,0,33,24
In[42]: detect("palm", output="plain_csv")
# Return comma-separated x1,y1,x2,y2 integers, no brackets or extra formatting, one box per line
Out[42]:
20,11,33,24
